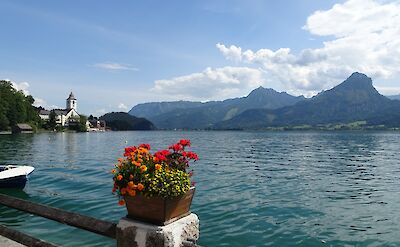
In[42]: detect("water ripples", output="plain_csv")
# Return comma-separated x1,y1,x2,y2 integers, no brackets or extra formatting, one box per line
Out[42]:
1,131,400,246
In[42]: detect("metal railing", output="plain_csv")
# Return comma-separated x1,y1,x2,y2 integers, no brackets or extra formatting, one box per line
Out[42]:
0,193,116,246
0,193,200,247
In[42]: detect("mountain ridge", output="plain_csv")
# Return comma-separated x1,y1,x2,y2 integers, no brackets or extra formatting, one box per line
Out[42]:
129,87,304,129
215,72,399,129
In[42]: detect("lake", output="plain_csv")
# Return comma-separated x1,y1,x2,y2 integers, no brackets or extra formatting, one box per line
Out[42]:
1,131,400,246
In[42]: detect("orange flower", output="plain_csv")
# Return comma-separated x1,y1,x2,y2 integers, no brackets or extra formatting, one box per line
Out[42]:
140,165,147,172
117,164,122,169
129,174,134,180
117,175,123,181
118,158,123,163
155,164,162,171
128,189,136,197
128,181,135,189
111,169,116,173
137,183,144,191
118,200,125,206
120,187,127,195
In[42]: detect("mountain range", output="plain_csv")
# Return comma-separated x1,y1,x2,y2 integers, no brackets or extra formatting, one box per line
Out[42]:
129,87,304,129
128,72,400,130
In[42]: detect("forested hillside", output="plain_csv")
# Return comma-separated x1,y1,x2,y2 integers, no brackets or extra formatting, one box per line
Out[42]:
0,80,40,131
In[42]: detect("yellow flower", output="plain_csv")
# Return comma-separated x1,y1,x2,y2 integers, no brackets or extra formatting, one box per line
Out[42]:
155,164,162,171
111,169,116,173
140,165,148,172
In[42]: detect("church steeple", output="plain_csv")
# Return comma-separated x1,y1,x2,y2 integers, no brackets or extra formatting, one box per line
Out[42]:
66,92,77,111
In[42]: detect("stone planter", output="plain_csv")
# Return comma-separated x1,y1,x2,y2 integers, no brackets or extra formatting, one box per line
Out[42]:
124,187,195,225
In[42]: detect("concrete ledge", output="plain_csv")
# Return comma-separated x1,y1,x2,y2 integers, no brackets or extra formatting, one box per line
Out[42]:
0,235,26,247
117,213,199,247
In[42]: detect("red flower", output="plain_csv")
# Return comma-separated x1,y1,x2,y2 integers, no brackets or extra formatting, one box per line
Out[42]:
169,143,183,152
185,151,199,160
139,143,151,150
154,150,170,161
124,146,137,156
179,139,191,147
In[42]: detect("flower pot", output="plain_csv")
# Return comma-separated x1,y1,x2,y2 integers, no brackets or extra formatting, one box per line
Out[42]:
124,187,195,225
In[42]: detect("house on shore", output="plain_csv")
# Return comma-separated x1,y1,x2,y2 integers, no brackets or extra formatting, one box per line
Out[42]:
12,123,33,134
88,116,106,131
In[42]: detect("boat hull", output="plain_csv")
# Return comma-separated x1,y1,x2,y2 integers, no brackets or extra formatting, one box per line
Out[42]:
0,175,28,189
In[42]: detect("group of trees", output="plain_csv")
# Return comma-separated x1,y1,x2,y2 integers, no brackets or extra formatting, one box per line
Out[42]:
0,80,41,131
0,80,87,132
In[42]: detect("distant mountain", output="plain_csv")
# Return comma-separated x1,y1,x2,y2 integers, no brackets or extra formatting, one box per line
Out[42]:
129,87,304,129
129,101,204,119
387,94,400,101
99,112,155,130
217,72,399,129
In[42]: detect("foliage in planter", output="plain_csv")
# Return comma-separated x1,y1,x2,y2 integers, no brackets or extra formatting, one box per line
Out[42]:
112,139,198,205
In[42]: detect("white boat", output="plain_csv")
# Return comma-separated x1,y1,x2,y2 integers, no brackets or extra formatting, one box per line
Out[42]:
0,165,35,189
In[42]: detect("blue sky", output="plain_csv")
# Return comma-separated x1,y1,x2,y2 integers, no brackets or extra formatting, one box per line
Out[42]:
1,0,400,115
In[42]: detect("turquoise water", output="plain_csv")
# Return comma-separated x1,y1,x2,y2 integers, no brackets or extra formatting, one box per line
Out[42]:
1,131,400,246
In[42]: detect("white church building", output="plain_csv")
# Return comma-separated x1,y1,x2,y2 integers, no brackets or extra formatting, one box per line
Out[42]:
39,92,81,127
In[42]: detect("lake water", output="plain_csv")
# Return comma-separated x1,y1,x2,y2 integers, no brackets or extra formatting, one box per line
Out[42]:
1,131,400,246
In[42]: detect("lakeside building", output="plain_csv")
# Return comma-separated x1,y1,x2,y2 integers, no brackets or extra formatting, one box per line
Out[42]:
87,115,106,131
38,92,105,131
12,123,33,134
39,92,81,127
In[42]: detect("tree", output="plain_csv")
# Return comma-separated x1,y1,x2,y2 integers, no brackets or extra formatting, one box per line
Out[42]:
48,110,57,130
78,115,88,132
0,80,41,130
0,107,9,130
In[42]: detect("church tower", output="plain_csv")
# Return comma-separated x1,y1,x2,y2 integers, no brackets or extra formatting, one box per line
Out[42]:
66,92,77,111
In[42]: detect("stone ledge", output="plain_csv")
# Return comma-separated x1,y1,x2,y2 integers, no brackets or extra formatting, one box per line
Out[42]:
0,235,26,247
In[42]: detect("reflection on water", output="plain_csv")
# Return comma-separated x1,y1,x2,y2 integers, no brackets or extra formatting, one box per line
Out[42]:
0,131,400,246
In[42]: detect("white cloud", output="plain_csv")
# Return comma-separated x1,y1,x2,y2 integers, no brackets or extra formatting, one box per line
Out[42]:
152,66,264,101
33,97,46,107
92,62,138,71
9,81,30,95
118,103,128,111
216,0,400,95
216,43,242,62
376,86,400,96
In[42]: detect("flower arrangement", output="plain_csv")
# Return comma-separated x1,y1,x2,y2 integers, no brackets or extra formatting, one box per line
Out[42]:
112,139,199,205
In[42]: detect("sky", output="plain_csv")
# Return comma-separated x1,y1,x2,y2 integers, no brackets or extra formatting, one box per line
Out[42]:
1,0,400,115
